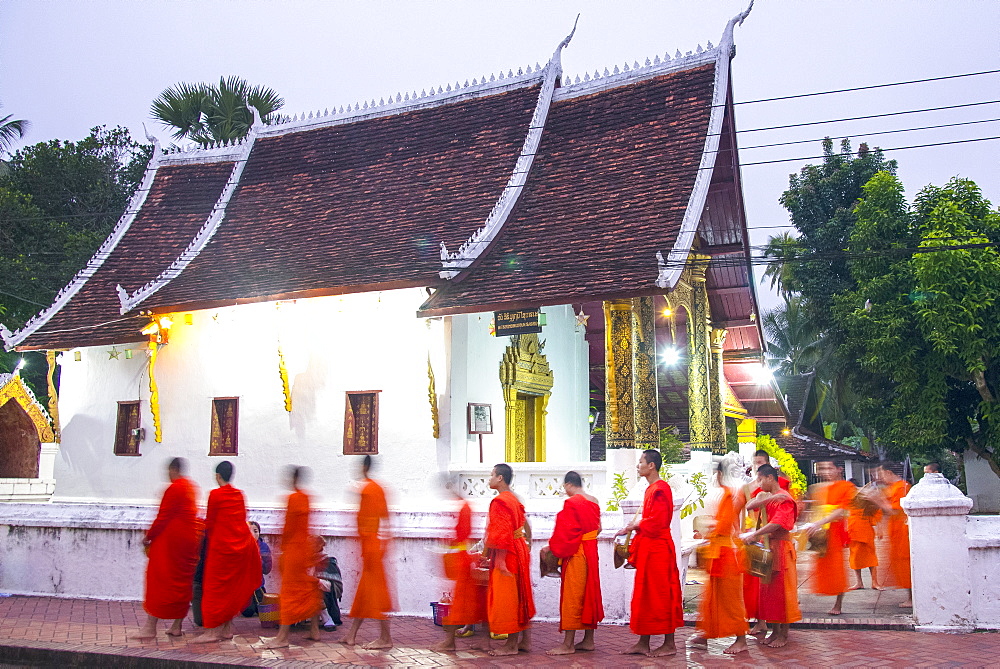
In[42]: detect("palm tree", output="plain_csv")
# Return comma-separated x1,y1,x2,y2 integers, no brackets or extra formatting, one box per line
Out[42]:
0,103,29,156
151,76,284,145
760,231,802,295
762,294,825,376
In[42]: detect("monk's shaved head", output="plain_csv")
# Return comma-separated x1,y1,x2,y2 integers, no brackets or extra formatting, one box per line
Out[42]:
564,470,583,488
168,457,185,474
216,460,234,483
362,454,374,474
494,463,513,485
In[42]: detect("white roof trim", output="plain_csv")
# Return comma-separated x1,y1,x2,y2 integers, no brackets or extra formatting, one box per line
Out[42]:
118,111,265,314
656,2,754,290
438,18,579,281
1,138,164,351
554,48,717,102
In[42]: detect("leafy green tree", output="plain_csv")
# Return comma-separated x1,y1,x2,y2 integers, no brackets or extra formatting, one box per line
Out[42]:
0,126,151,393
760,231,802,295
837,173,1000,477
762,294,825,375
151,76,284,145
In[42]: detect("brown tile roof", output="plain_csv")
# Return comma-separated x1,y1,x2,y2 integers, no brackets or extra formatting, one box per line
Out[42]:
16,162,235,350
418,63,716,316
140,85,541,311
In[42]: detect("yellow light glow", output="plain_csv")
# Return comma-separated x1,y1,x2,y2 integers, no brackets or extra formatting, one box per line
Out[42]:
662,308,673,317
159,316,174,329
141,322,160,335
781,428,791,436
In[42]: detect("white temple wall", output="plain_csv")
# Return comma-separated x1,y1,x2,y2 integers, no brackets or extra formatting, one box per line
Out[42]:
447,305,589,465
963,450,1000,513
53,288,445,508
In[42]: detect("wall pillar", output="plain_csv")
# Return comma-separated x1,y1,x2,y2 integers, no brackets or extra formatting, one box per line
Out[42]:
901,472,975,632
603,300,635,450
737,418,757,460
686,257,713,453
709,327,727,453
631,297,659,452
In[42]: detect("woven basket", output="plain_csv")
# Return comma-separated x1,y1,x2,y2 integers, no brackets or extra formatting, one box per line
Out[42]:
258,593,280,629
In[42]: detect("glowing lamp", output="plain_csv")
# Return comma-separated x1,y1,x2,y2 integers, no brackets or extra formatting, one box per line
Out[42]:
781,427,791,436
660,347,681,365
753,364,774,385
14,358,26,373
662,308,673,317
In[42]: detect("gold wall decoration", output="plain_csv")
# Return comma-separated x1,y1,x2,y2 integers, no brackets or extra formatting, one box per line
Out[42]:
631,296,660,450
427,355,440,439
0,373,55,443
603,300,635,449
45,350,60,441
148,342,162,443
277,346,292,412
500,333,553,462
710,327,728,453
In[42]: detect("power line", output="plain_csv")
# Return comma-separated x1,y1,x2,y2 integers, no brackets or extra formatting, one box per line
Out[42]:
738,118,1000,151
734,100,998,135
731,69,1000,106
738,135,999,168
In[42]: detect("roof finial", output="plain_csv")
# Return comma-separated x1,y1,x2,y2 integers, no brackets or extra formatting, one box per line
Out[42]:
141,123,162,159
549,13,580,73
250,105,264,130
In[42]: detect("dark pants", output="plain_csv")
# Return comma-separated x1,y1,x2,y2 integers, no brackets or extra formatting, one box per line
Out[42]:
323,590,342,626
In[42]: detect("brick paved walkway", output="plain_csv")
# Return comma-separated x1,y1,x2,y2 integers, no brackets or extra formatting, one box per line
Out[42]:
0,596,997,667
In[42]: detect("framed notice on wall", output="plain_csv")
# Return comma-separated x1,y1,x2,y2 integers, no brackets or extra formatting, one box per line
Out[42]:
468,403,493,435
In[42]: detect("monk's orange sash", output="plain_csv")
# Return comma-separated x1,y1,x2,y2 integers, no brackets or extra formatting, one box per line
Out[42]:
582,530,599,541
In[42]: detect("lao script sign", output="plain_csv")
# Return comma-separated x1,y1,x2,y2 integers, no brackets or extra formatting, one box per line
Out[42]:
494,309,541,336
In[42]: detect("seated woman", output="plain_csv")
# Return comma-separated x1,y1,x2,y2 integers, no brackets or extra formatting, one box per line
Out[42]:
241,520,273,617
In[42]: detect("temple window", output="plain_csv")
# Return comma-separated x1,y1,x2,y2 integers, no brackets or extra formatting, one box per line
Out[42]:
210,398,239,455
113,401,141,456
343,391,380,455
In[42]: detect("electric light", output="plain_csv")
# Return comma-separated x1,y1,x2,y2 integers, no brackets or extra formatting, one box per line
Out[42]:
14,358,26,373
753,364,774,385
141,322,160,336
662,308,673,317
660,347,681,365
158,316,174,329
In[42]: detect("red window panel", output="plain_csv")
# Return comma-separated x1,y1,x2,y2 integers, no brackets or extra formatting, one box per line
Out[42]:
343,391,380,455
114,401,141,456
210,398,239,455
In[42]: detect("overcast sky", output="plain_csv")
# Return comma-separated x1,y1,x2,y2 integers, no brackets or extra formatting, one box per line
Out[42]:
2,0,997,312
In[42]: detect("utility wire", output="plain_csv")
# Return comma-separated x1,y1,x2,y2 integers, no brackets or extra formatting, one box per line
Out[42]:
737,135,1000,167
730,69,1000,106
738,118,1000,151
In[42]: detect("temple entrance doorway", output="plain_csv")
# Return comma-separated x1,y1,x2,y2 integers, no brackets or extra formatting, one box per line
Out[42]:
0,399,40,478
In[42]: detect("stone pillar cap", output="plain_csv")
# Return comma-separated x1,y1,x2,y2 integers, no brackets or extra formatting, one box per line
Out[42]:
901,472,973,517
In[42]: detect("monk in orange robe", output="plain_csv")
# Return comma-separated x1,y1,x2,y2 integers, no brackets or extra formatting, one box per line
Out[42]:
876,462,912,607
432,476,486,652
545,470,603,656
262,466,323,648
742,449,790,636
616,449,683,658
191,460,262,643
742,463,801,648
340,455,395,649
690,459,748,655
804,459,854,615
847,479,882,590
485,463,535,657
133,457,202,639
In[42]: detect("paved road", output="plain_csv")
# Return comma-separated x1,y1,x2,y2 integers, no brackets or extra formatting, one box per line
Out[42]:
0,596,996,667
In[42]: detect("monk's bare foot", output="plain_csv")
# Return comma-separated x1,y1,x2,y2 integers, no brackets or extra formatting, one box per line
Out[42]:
848,583,865,591
622,641,650,655
189,632,221,644
362,638,392,650
688,635,708,648
131,628,157,640
261,637,290,649
725,637,749,654
900,600,912,608
750,621,768,636
337,636,356,646
764,635,788,648
430,640,456,652
304,632,322,642
873,584,884,591
763,631,778,646
488,642,519,657
828,608,842,615
165,630,183,637
546,645,575,655
574,640,595,651
648,642,677,657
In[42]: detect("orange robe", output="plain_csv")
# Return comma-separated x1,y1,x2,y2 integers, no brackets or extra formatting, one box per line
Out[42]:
810,479,854,596
756,495,802,624
201,484,262,629
884,480,911,589
486,490,535,634
442,500,486,626
548,493,604,631
349,478,394,619
629,479,684,636
696,487,748,639
278,489,322,625
847,496,880,570
143,476,202,620
742,476,789,619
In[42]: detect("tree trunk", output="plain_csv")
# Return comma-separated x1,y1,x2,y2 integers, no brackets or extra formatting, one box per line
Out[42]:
965,436,1000,479
973,367,995,403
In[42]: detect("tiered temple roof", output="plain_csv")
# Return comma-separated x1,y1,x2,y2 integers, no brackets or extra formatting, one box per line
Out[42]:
4,8,761,362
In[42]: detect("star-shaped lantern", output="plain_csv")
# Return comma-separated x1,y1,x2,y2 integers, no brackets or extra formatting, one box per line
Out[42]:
107,346,122,360
575,309,590,329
